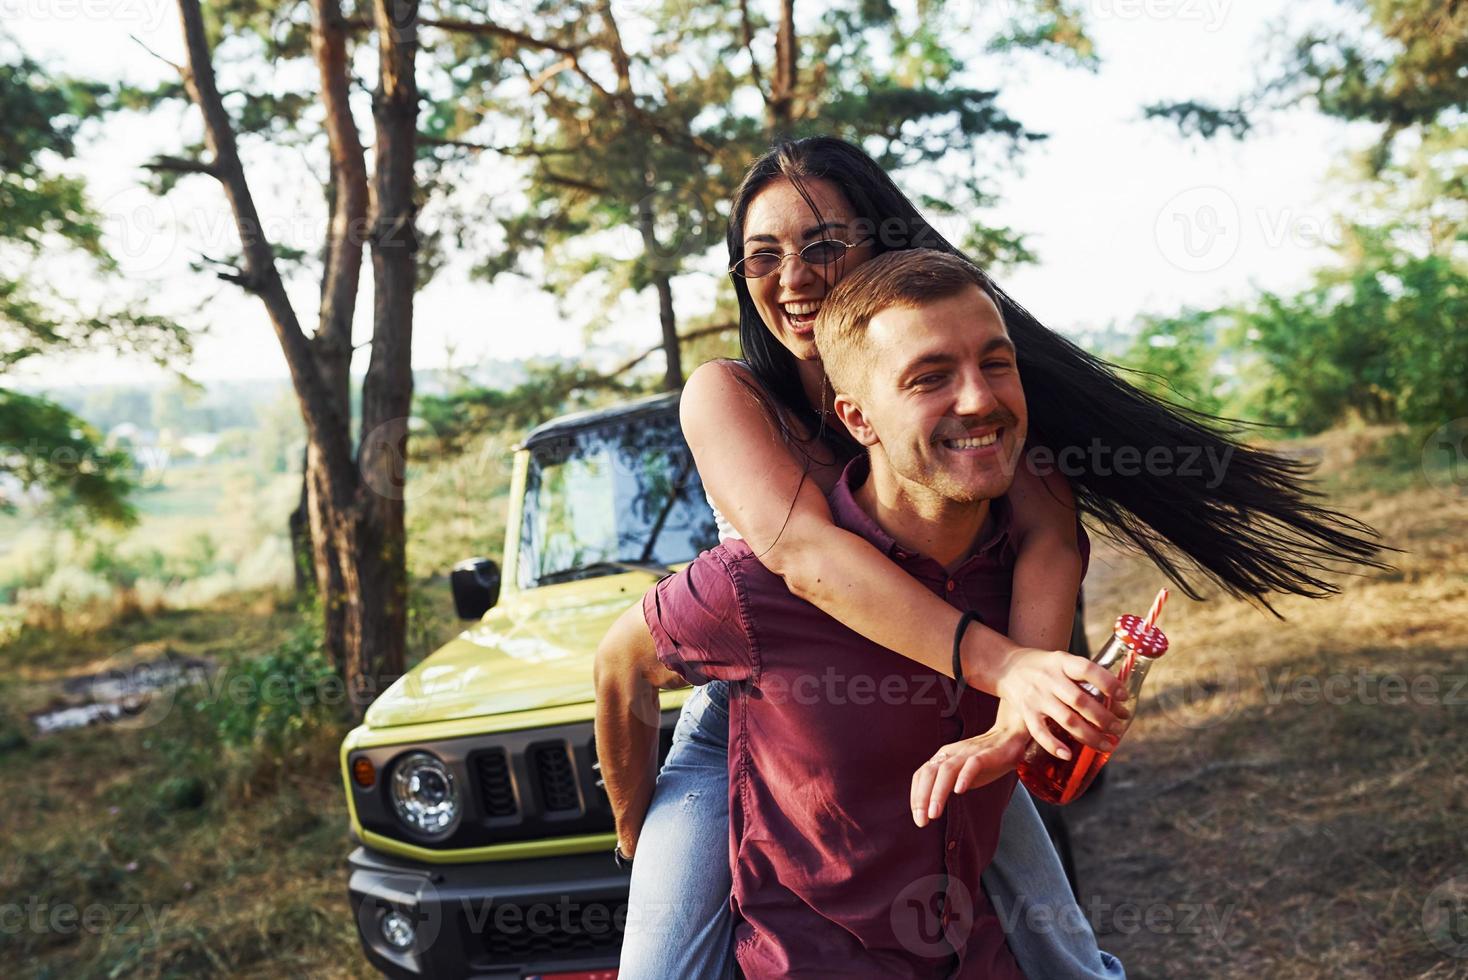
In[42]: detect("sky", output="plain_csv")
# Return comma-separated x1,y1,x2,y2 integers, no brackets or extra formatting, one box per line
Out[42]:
6,0,1370,388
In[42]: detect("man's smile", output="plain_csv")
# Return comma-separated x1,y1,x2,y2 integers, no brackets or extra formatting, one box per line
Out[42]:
930,415,1016,459
939,429,1002,453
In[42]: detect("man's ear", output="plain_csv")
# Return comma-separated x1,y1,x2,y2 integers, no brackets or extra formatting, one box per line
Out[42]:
833,392,880,448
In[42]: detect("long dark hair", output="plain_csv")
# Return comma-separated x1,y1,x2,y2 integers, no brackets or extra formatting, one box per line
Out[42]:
726,136,1384,607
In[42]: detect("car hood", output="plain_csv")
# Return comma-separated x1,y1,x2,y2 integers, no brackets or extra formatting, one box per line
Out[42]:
364,576,655,729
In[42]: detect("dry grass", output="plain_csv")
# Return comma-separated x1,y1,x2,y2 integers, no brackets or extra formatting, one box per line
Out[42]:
1070,428,1468,979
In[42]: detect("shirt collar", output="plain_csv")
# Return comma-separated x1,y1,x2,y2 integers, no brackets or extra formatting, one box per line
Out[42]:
828,456,1014,568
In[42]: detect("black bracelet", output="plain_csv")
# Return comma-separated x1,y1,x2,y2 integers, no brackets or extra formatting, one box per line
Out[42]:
952,611,984,700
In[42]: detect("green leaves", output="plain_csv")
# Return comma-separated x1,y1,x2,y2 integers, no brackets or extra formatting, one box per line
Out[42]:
1147,0,1467,163
1118,232,1468,434
0,53,191,524
0,390,137,526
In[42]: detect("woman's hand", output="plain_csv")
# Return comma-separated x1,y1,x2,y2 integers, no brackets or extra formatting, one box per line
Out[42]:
910,699,1029,827
994,647,1128,760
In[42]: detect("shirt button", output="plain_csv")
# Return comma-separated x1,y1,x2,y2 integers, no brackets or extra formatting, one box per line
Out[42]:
945,580,955,592
947,840,957,852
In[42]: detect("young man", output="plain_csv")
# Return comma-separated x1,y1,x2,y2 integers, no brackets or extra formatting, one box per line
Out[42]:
596,249,1105,977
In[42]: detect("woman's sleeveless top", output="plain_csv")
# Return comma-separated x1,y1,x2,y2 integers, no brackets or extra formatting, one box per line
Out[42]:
706,493,743,542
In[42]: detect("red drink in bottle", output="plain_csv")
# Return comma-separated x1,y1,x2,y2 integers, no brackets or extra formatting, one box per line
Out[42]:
1018,612,1169,805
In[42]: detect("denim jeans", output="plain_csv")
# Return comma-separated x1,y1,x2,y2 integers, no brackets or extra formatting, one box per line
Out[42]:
619,681,1125,980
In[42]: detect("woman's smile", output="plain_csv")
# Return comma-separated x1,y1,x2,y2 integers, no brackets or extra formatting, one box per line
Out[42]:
740,177,873,358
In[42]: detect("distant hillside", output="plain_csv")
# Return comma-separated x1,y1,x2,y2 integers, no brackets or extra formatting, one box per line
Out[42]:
26,359,566,437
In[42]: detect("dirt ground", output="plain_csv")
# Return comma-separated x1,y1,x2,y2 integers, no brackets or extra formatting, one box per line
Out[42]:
1069,430,1468,979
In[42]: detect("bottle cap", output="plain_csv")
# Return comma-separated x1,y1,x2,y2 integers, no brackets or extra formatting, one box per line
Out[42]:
1114,614,1169,657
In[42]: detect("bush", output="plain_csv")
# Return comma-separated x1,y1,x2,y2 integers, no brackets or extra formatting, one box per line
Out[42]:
162,616,348,801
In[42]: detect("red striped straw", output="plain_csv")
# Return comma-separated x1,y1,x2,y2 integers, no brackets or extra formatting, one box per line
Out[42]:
1120,588,1170,685
1143,588,1169,632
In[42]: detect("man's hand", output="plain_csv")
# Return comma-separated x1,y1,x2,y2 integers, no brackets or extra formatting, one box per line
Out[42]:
911,699,1028,827
994,647,1129,761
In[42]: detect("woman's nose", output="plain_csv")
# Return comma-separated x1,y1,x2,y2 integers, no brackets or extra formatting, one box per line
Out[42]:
778,251,818,291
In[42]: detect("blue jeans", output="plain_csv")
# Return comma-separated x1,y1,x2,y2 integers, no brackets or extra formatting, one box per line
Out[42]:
620,682,1125,980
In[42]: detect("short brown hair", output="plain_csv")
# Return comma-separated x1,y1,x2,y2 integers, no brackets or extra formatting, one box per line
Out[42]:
814,249,999,396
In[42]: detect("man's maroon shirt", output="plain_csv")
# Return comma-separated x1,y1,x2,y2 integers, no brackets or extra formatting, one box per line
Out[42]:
642,458,1029,979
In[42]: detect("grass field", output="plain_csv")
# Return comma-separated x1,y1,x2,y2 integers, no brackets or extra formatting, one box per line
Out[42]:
1,425,1463,978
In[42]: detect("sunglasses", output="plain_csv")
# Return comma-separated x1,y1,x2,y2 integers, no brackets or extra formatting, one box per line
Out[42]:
729,237,874,279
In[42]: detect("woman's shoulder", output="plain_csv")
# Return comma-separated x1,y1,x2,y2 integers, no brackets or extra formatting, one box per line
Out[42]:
681,358,836,469
686,357,758,392
682,358,771,426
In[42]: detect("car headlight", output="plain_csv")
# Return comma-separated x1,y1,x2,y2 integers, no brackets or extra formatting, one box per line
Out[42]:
390,752,461,839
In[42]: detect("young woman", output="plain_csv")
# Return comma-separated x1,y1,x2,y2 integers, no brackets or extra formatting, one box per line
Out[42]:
601,136,1381,978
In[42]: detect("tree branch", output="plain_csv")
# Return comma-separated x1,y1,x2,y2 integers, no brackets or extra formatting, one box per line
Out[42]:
737,0,768,103
419,135,579,158
542,171,609,195
607,323,737,378
173,0,352,476
142,154,218,178
343,14,580,55
129,33,185,76
311,0,369,411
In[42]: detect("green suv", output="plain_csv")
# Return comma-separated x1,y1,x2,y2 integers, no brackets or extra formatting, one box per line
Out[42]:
342,392,711,979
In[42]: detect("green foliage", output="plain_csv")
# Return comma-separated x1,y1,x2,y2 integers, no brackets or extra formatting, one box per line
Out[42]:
985,0,1099,70
1,49,190,524
1120,230,1468,435
1232,231,1468,432
196,619,343,761
0,390,136,525
415,360,653,459
1147,0,1467,165
474,0,1089,361
1118,310,1227,415
1284,0,1468,137
1142,100,1253,140
0,54,110,253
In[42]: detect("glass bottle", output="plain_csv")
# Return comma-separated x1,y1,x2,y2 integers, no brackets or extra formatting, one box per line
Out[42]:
1017,614,1169,805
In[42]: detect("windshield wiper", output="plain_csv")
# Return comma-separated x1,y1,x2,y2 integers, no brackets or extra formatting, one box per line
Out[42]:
538,560,671,585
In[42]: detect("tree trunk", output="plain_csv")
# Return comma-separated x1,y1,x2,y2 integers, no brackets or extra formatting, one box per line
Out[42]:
176,0,414,715
653,270,681,390
307,0,369,673
601,0,682,390
344,0,419,711
638,189,681,389
288,447,312,595
768,0,797,136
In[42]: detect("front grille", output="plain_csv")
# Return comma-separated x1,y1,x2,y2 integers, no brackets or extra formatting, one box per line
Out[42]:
531,742,581,813
463,895,626,967
351,712,682,849
475,748,517,817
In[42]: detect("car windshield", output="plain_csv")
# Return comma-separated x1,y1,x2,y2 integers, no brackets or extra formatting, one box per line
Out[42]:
518,409,720,587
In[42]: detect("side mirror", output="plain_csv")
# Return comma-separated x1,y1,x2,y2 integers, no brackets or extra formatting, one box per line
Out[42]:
451,558,501,620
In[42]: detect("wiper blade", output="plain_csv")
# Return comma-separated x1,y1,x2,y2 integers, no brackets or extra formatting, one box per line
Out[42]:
538,560,671,585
